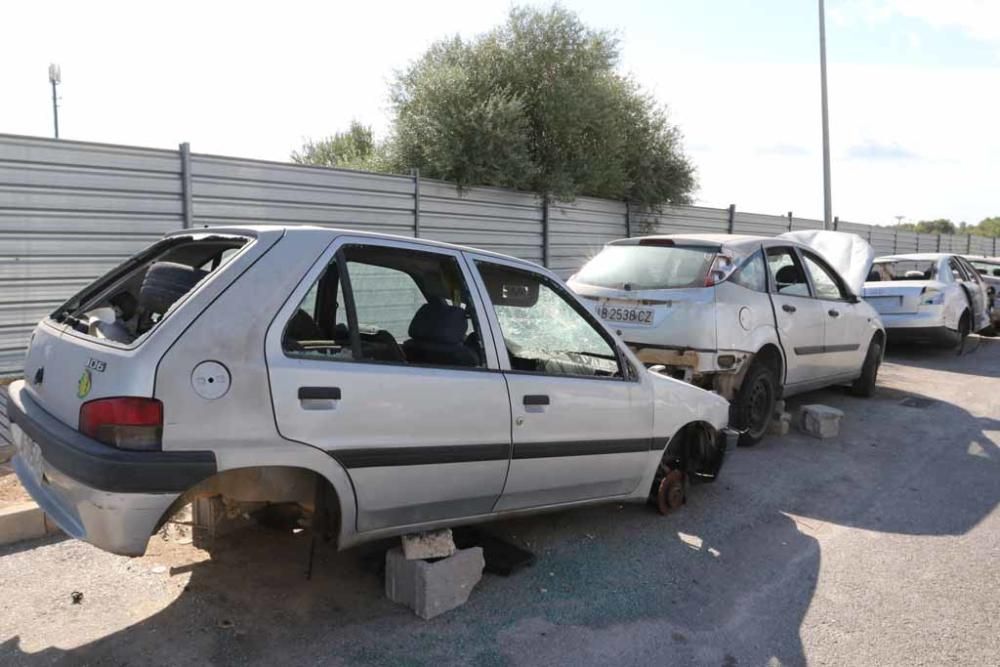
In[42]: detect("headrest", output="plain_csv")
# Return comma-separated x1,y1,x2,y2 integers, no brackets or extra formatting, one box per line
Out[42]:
408,299,467,344
775,265,800,284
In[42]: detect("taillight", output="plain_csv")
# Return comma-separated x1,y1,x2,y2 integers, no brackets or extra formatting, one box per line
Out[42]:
79,397,163,451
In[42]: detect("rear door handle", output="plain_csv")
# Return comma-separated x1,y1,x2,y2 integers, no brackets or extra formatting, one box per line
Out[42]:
782,304,797,313
523,394,550,406
298,386,342,400
828,309,840,318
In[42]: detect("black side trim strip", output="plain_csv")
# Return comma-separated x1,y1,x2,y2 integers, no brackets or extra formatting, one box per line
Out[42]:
794,344,860,355
7,382,217,494
513,438,652,459
331,443,511,468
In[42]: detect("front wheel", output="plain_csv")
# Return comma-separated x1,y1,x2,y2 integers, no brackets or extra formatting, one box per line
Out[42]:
850,338,881,397
952,310,971,350
730,362,778,447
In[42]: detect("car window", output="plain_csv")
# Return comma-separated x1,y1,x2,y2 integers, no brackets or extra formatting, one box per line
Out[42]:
949,258,969,281
870,260,937,281
766,247,810,297
802,252,848,300
283,244,486,369
573,243,716,290
957,258,983,284
730,250,767,292
476,261,621,378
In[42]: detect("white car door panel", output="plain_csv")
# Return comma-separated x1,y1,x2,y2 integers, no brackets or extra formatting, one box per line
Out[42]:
800,249,867,376
766,246,829,385
266,238,512,533
468,255,654,510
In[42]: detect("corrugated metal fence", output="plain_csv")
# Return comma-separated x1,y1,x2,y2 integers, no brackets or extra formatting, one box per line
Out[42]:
1,132,998,374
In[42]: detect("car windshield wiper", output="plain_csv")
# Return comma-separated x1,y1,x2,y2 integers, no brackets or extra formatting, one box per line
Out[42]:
566,350,617,361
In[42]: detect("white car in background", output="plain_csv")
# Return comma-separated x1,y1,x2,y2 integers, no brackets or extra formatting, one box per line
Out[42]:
567,231,885,446
965,256,1000,333
863,253,992,346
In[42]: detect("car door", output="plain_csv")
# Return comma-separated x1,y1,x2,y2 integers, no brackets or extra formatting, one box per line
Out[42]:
265,237,512,533
765,246,829,386
799,249,867,376
954,257,990,330
467,255,653,511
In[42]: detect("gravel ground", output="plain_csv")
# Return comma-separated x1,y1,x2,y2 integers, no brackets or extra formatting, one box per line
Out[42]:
1,339,998,666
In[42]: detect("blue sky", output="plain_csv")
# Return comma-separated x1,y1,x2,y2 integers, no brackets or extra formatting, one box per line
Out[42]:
1,0,998,226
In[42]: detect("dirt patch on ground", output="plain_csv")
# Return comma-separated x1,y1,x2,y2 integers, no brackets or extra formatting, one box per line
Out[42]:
0,464,30,504
0,376,21,387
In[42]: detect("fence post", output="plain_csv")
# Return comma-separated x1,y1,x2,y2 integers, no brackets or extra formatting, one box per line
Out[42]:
542,197,550,268
179,142,192,229
936,234,942,252
787,211,793,231
625,200,632,238
833,215,839,231
412,168,421,238
966,234,972,254
727,204,736,233
893,227,898,253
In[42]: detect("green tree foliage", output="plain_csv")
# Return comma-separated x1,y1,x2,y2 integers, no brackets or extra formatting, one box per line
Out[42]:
291,121,382,171
969,217,1000,237
897,219,956,234
294,6,695,208
386,6,695,207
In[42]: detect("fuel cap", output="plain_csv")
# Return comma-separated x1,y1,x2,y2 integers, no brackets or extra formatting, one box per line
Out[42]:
191,361,230,400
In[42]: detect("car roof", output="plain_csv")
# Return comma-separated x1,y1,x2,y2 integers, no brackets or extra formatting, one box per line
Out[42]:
615,233,791,249
166,224,542,272
874,253,951,262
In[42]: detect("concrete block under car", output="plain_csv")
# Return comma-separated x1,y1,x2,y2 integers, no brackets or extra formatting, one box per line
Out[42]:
385,546,485,619
401,528,456,560
797,404,844,439
768,411,792,436
0,502,60,546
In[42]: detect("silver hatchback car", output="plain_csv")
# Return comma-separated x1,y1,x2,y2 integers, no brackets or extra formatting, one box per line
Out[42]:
8,226,735,556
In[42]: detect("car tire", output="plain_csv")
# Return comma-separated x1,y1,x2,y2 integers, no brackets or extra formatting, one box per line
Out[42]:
952,310,971,350
850,338,881,398
731,362,777,447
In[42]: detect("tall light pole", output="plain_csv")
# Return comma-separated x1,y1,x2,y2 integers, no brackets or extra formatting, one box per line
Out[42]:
818,0,832,229
48,63,61,139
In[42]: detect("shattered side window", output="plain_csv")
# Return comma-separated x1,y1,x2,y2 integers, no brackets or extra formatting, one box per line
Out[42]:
476,261,621,378
730,251,767,292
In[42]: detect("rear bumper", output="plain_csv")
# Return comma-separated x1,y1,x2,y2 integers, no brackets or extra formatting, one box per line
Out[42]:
884,326,955,345
879,310,947,331
6,380,216,555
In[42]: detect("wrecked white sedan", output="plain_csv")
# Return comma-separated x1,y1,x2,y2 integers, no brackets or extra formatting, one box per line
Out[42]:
8,226,736,556
863,253,993,346
568,231,885,445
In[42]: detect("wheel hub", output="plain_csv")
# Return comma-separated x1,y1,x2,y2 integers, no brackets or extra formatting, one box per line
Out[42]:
656,469,686,515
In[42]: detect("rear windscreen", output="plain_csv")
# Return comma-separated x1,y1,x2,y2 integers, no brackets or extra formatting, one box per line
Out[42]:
574,244,716,290
869,260,937,282
52,234,250,344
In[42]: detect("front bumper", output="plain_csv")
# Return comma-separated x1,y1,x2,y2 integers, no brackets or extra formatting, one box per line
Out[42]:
6,380,216,555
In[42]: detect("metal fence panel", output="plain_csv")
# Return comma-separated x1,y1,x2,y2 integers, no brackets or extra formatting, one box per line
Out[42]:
0,134,184,375
1,132,999,374
549,197,627,275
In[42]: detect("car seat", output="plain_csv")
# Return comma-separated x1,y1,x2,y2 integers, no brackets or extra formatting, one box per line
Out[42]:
403,298,479,367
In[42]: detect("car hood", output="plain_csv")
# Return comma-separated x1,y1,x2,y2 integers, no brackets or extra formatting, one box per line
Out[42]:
780,230,875,297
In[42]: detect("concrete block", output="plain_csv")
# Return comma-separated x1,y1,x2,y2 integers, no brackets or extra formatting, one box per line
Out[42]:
0,502,47,545
797,404,844,439
768,411,792,436
773,400,786,418
385,546,485,619
401,528,456,560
